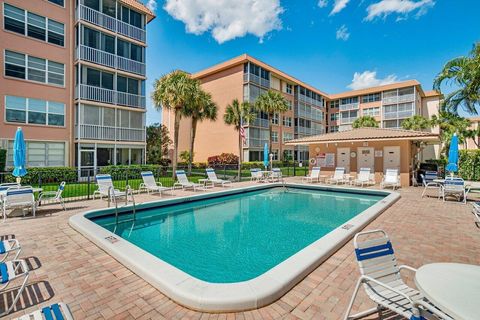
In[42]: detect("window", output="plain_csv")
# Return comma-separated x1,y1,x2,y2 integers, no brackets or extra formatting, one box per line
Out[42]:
102,0,116,17
117,39,145,62
48,0,64,6
28,56,46,82
283,132,294,142
330,113,339,121
362,107,380,117
48,61,65,86
271,131,278,143
5,96,65,126
329,100,339,109
286,83,293,95
85,67,113,89
282,116,292,127
84,0,100,11
117,76,139,94
3,4,65,46
283,150,293,161
361,93,381,103
6,50,64,86
271,113,279,125
5,51,26,79
329,126,339,133
286,100,292,110
119,6,143,29
341,97,359,105
272,150,279,161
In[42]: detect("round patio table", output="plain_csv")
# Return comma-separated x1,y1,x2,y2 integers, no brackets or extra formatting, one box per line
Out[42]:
414,263,480,320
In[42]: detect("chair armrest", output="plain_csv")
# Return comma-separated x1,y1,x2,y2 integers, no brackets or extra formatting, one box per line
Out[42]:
398,265,417,273
157,181,163,187
360,275,415,305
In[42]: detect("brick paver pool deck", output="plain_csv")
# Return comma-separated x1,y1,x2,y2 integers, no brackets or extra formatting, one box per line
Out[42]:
1,180,479,319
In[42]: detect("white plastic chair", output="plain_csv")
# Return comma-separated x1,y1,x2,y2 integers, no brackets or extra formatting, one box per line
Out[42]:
174,170,205,191
139,171,171,195
442,177,469,204
420,172,442,199
0,259,30,316
250,168,264,182
0,238,21,263
381,169,400,190
344,229,453,320
353,168,373,187
12,302,74,320
302,167,321,183
93,174,126,201
2,187,36,222
206,168,232,187
269,168,283,182
327,167,346,184
38,181,66,210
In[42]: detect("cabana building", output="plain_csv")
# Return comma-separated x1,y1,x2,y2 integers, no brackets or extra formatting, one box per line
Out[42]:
285,128,439,187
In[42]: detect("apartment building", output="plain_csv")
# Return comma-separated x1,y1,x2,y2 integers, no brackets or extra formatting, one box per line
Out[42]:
163,55,441,163
0,0,154,173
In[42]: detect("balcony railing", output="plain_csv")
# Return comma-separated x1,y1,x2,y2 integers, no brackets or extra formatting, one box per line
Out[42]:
383,94,414,105
245,138,269,148
298,94,323,107
76,124,145,142
243,73,270,88
339,103,359,111
250,118,269,128
76,84,146,109
77,5,146,43
383,110,415,120
76,45,146,76
340,116,357,124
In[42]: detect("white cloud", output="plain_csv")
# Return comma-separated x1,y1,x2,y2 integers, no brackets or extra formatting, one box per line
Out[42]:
365,0,435,21
347,71,398,90
330,0,350,15
336,25,350,41
318,0,328,8
145,0,157,12
163,0,284,44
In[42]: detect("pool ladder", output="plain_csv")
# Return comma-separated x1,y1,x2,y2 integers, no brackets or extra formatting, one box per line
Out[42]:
108,186,136,230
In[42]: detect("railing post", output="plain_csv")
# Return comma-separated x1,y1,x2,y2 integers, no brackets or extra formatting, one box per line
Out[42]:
87,170,91,200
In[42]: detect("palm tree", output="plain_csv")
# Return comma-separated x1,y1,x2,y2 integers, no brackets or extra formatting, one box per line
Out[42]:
431,111,471,152
254,90,289,153
152,70,197,178
401,115,431,131
224,99,256,181
352,116,379,128
433,43,480,114
184,86,218,174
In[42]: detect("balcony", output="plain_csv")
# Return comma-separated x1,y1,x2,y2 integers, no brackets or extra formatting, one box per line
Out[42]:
250,118,269,128
383,110,415,120
340,116,357,124
76,45,146,76
243,73,270,88
339,103,359,111
383,94,414,105
76,84,146,109
76,124,145,142
244,138,269,148
77,5,146,43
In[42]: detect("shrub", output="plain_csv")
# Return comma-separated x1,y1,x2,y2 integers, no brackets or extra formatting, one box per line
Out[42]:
0,149,6,172
458,150,480,180
2,167,78,184
207,153,239,166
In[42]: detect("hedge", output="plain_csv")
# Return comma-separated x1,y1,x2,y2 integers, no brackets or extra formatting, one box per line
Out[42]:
0,149,6,172
458,150,480,181
2,167,78,184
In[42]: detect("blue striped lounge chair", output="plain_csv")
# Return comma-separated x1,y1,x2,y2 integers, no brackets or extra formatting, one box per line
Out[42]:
140,171,171,195
174,170,205,191
327,167,346,184
268,168,283,182
38,181,66,210
0,238,21,262
442,177,469,204
93,174,126,201
2,187,36,222
13,302,73,320
344,229,453,320
206,169,232,187
0,259,30,316
302,167,321,183
380,169,400,190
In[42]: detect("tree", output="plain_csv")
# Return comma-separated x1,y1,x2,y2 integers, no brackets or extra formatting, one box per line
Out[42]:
431,111,471,152
152,70,197,178
179,151,192,163
146,123,171,164
224,99,257,180
433,43,480,114
401,115,431,131
184,86,218,174
352,116,379,128
254,90,289,153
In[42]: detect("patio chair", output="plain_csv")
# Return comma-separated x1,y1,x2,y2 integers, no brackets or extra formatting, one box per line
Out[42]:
442,177,469,204
2,187,36,222
93,174,127,201
326,167,346,184
250,168,264,182
206,168,232,187
344,229,453,320
173,170,205,191
352,168,374,187
37,181,66,210
0,259,30,316
302,167,321,183
420,171,442,199
269,168,283,182
0,238,21,262
380,169,400,190
12,302,74,320
139,171,172,195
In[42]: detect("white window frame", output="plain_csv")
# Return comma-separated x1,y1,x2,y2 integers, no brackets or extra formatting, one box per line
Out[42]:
4,95,66,127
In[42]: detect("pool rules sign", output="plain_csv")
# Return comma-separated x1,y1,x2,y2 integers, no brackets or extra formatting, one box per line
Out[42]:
317,153,335,167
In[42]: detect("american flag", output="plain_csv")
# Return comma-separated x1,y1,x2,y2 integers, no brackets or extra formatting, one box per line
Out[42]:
240,126,246,145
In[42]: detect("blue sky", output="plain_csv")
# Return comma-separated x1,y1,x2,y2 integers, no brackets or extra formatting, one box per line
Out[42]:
142,0,480,124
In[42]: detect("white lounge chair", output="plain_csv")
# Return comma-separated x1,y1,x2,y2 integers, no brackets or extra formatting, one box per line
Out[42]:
442,177,469,204
420,171,442,199
344,229,453,320
12,302,74,320
380,169,400,190
0,259,30,316
0,238,21,262
174,170,205,191
38,181,66,210
139,171,172,195
352,168,374,187
250,168,264,182
327,167,346,184
269,168,283,182
206,168,232,187
302,167,321,183
93,174,127,201
2,187,36,222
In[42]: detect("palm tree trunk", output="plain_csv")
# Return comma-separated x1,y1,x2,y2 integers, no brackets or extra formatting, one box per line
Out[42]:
188,118,197,175
238,129,242,182
172,111,181,179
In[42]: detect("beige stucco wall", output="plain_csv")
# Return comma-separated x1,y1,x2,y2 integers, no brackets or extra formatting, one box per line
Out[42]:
420,96,441,160
307,140,413,187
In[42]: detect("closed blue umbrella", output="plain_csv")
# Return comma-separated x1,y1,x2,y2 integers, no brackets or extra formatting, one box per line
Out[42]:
446,133,459,174
263,143,269,169
12,127,27,181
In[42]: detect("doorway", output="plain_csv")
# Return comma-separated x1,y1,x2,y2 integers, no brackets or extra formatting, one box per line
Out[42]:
384,146,401,171
337,147,350,172
79,149,95,178
357,147,374,171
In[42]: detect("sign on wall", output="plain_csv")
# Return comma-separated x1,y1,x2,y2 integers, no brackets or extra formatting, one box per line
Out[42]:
317,153,335,167
374,150,383,158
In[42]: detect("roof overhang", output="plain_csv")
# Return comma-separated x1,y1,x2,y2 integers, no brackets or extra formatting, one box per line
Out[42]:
285,135,439,146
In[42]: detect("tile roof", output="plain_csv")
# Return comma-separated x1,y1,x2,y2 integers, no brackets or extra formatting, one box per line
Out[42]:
285,127,439,145
119,0,155,22
424,90,443,98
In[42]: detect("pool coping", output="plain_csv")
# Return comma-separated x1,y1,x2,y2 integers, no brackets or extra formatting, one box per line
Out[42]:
69,183,400,312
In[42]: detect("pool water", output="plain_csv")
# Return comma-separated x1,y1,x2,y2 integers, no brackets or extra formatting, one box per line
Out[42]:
91,187,383,283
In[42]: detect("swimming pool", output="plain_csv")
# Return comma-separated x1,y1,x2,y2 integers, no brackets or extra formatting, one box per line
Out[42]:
70,183,399,312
